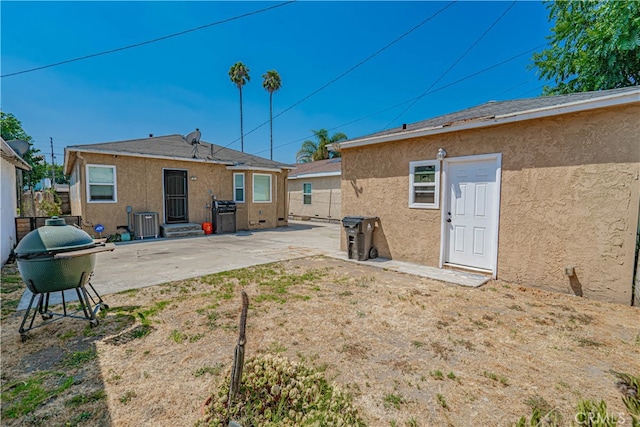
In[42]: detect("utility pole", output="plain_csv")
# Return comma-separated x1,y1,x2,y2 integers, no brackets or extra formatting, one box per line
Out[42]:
50,137,55,190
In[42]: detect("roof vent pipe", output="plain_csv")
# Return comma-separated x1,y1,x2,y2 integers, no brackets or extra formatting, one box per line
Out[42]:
402,124,407,130
149,134,153,137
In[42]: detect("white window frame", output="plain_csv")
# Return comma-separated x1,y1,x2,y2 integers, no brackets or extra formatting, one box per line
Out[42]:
303,182,312,205
409,160,440,209
86,164,117,203
252,173,272,203
233,172,245,203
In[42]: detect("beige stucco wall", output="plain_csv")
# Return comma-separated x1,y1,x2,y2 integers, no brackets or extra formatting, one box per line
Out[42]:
288,176,341,220
68,153,287,235
341,104,640,304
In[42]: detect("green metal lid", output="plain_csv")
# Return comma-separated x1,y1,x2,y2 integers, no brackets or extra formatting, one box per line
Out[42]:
15,216,95,256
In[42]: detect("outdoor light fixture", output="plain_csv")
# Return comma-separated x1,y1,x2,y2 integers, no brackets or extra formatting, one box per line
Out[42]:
436,148,447,161
190,176,197,181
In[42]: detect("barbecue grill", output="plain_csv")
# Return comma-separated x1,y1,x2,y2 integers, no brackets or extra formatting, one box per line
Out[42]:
14,217,114,341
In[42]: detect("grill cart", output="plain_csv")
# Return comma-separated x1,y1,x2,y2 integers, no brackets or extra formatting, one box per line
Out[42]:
14,217,114,341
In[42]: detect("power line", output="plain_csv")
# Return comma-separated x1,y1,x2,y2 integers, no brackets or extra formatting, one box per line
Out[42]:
1,1,296,78
384,1,517,129
248,43,547,158
220,1,457,151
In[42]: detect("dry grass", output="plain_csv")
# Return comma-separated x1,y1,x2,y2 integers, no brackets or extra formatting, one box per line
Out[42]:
1,256,639,426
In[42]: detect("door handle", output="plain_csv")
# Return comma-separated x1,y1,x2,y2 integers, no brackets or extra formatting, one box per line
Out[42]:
446,218,451,223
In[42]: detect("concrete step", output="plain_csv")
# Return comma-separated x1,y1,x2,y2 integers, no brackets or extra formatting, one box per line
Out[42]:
161,223,206,238
163,229,205,239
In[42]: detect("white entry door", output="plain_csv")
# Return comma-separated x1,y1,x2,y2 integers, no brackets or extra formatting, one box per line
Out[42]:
444,155,500,271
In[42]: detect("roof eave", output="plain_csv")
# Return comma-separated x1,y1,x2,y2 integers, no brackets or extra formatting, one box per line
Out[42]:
289,171,341,179
225,165,284,173
64,147,235,166
337,89,640,150
1,139,31,171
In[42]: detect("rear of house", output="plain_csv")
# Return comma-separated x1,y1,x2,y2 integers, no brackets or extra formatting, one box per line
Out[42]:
63,134,290,237
288,158,341,221
337,87,640,305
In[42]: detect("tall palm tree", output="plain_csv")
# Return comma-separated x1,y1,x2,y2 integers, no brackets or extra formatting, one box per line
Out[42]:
295,129,348,163
262,70,282,160
229,62,250,152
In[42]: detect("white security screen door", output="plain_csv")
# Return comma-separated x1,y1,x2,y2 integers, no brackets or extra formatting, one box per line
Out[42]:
444,156,500,271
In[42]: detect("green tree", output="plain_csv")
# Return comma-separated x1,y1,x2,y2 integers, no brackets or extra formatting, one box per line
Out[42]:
532,1,640,95
296,129,348,163
53,164,70,185
262,69,282,161
0,112,47,189
229,62,250,152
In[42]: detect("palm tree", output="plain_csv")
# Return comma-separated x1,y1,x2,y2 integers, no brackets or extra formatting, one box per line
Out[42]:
295,129,348,163
262,70,282,160
229,62,250,152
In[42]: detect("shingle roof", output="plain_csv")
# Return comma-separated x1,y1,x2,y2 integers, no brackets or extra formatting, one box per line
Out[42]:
289,158,342,178
348,86,640,142
65,134,288,170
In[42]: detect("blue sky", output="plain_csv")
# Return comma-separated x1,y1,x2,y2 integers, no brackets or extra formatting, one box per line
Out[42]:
1,1,552,165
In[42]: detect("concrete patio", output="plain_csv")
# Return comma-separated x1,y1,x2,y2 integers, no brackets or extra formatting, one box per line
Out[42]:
18,220,490,310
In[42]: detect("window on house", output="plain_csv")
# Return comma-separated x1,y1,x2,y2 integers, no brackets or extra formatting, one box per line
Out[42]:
303,182,312,205
253,173,272,203
409,160,439,209
86,164,117,202
233,173,245,203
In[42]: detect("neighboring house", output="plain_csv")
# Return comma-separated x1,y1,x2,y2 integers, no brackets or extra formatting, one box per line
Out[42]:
288,158,341,221
1,137,31,265
336,87,640,305
63,134,291,237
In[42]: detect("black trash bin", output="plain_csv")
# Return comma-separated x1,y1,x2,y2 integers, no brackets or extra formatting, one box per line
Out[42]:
342,216,378,261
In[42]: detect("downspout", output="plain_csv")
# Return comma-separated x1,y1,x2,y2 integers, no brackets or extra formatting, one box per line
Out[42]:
76,153,92,228
328,187,332,220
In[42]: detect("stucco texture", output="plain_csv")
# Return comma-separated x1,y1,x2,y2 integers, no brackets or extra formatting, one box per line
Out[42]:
68,153,288,236
1,157,18,265
341,105,640,304
288,175,341,220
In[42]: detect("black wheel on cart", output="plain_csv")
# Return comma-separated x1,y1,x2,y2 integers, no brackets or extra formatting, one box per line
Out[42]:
100,304,109,311
90,319,99,327
369,247,378,259
41,313,53,320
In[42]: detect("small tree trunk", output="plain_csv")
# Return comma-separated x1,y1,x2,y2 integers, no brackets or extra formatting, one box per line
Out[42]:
228,291,249,409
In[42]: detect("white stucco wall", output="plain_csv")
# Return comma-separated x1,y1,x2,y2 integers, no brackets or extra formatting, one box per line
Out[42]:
1,158,18,265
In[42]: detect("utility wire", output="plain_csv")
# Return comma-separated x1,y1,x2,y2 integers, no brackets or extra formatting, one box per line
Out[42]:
1,1,295,78
220,1,457,151
384,1,517,129
248,43,546,158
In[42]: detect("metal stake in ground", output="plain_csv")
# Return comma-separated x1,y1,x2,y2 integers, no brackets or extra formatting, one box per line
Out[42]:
228,291,249,415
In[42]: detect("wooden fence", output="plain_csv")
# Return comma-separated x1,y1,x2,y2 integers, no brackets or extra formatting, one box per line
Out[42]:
15,216,82,242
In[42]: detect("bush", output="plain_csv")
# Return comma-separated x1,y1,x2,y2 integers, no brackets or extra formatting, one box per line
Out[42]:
197,354,365,427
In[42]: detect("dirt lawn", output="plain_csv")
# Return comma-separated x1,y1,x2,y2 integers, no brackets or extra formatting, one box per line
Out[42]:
1,256,639,426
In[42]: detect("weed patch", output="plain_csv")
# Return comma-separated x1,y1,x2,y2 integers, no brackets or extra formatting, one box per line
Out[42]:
2,372,74,419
